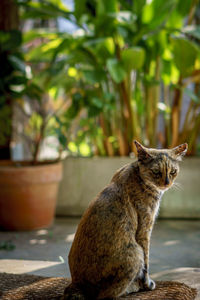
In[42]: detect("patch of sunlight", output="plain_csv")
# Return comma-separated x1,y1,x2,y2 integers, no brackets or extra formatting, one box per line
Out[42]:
149,60,156,77
68,67,78,77
163,240,180,246
25,65,32,79
68,141,78,153
29,239,47,245
49,87,58,99
65,233,75,242
158,102,171,113
0,259,63,274
30,239,37,245
142,3,154,24
171,64,180,84
103,37,115,55
42,38,62,52
36,229,48,236
79,142,91,157
10,84,25,92
38,240,47,245
59,256,65,263
195,57,200,69
152,267,196,280
162,48,173,60
108,136,116,143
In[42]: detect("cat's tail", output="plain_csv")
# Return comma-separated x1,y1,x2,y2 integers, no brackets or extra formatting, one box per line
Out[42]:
61,283,86,300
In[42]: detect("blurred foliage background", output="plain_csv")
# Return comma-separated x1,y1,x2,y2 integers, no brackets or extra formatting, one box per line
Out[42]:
0,0,200,160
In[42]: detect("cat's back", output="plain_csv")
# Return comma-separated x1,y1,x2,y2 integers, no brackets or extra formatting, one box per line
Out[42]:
70,180,127,250
72,161,137,242
69,162,138,280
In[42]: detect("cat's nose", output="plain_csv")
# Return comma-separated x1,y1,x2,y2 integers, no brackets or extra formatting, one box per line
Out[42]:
165,176,170,186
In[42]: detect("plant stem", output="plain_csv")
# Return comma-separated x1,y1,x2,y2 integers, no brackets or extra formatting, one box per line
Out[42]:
32,119,46,164
187,0,199,25
145,84,154,146
152,56,160,147
163,85,171,147
115,40,133,154
99,114,114,156
171,78,183,147
188,114,200,154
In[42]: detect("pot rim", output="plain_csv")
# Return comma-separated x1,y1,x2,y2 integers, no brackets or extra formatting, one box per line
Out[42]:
0,160,62,168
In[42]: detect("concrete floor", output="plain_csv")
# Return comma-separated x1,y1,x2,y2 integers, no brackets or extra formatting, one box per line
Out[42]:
0,218,199,278
0,217,200,299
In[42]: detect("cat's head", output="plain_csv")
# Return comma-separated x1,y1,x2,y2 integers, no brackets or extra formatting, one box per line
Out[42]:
134,141,188,191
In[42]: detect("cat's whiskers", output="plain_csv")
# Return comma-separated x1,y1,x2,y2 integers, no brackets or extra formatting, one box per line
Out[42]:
172,182,183,192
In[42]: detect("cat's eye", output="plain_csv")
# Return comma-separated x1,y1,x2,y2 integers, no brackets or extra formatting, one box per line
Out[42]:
152,169,160,175
170,169,177,175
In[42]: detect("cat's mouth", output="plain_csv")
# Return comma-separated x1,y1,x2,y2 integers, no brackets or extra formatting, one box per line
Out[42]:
159,186,170,191
159,182,173,191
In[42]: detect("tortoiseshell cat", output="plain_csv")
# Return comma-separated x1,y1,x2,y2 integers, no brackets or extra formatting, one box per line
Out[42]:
63,141,188,299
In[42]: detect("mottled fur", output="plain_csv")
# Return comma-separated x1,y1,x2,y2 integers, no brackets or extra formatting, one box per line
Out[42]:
63,141,188,299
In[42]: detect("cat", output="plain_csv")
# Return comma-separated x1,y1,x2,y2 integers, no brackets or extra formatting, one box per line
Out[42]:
62,141,188,300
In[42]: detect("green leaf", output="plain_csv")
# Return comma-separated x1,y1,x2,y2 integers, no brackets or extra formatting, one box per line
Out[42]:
19,0,71,20
0,106,12,146
74,0,96,20
0,30,22,51
23,30,59,43
184,87,200,103
132,0,146,15
121,47,145,71
176,0,193,16
8,75,27,85
97,0,118,15
25,83,43,101
8,55,26,74
161,60,172,85
96,37,115,58
82,69,106,84
83,37,115,61
65,93,83,119
88,106,101,117
166,10,183,29
106,58,127,83
91,97,103,109
142,3,154,24
142,0,178,32
171,37,200,77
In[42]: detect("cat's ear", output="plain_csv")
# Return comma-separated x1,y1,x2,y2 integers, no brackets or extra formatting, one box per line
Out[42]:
170,143,188,161
134,140,152,161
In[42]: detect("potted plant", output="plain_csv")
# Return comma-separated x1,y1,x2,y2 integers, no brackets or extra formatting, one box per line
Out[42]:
16,0,200,219
19,0,200,156
0,0,65,230
1,0,200,220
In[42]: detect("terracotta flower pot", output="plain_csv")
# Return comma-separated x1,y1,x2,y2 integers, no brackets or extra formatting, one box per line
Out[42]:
0,161,63,231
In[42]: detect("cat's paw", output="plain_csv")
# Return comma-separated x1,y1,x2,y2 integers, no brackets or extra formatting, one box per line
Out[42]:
143,275,156,291
148,278,156,290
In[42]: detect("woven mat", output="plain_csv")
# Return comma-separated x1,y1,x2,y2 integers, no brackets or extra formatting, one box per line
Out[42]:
0,272,197,300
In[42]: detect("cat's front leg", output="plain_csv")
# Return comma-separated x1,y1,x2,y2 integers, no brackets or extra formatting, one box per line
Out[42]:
141,267,156,291
136,230,156,291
